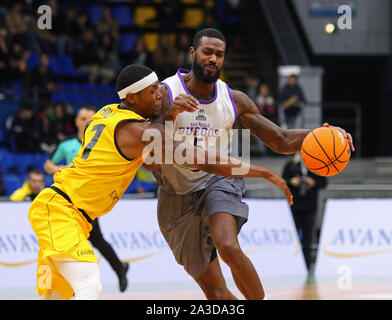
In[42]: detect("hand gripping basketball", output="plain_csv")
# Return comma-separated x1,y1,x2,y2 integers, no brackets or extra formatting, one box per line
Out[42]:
301,126,351,176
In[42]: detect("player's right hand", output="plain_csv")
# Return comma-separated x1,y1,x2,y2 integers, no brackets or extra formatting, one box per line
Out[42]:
165,94,199,119
266,172,294,206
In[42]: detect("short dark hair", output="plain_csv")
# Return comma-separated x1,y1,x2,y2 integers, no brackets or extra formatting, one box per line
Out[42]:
116,64,154,95
192,28,226,49
79,106,96,113
28,168,44,178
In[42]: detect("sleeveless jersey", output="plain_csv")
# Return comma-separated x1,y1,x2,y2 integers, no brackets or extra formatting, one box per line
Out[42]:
153,69,238,194
53,104,145,219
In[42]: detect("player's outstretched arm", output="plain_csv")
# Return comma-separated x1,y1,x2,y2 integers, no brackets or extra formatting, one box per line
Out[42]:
232,90,355,153
232,90,311,154
186,145,293,205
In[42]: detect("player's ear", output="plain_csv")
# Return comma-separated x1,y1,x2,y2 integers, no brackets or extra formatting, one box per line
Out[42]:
125,93,137,105
190,47,195,60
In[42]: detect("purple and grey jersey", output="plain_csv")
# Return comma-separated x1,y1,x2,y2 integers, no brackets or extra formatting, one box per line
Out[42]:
153,69,239,194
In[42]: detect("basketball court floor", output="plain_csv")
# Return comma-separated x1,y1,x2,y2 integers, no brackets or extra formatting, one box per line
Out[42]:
3,274,390,300
99,275,392,300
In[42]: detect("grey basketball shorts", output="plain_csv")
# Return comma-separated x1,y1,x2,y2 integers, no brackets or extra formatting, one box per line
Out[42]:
157,177,249,279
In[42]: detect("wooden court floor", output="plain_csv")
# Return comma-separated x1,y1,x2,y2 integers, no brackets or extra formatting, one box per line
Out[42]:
101,275,392,300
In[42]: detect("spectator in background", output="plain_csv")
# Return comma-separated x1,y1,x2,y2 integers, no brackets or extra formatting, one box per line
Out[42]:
152,34,178,80
9,43,30,93
195,10,221,34
51,103,76,142
5,2,29,48
96,33,118,84
155,0,185,33
73,28,101,83
58,7,79,54
176,33,192,69
75,11,94,40
31,5,58,53
129,36,153,67
9,168,45,201
44,106,95,174
35,104,58,154
256,84,277,123
282,152,327,272
28,53,57,103
278,74,306,129
252,84,277,155
244,75,260,103
0,27,12,89
5,103,40,153
95,7,119,43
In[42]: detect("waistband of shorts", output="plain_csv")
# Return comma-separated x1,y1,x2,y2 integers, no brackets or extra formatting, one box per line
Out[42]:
49,185,94,224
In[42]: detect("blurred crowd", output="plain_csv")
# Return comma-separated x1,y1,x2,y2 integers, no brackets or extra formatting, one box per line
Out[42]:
0,0,242,197
0,0,241,94
244,73,306,155
4,102,76,154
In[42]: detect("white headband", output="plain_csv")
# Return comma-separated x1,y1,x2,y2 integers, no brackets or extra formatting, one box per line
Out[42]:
117,72,158,99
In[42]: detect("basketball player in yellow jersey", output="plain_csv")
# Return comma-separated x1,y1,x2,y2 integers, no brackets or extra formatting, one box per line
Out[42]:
28,64,293,300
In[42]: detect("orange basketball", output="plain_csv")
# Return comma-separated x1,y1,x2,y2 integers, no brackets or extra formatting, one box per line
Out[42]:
301,127,351,177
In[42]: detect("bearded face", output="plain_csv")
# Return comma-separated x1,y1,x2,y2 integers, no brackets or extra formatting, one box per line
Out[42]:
191,36,225,84
192,52,222,84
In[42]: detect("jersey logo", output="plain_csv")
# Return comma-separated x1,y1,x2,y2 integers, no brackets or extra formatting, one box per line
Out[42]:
195,109,206,121
99,106,115,119
109,190,119,203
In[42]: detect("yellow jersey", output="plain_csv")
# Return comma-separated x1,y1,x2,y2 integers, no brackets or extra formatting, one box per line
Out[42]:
53,104,145,219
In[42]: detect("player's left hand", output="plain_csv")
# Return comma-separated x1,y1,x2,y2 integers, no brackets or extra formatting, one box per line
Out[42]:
322,123,355,152
266,173,294,206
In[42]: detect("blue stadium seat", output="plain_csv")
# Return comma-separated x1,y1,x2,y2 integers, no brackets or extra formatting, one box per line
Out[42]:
112,6,133,27
57,55,76,75
80,83,95,94
65,92,84,104
119,33,138,53
3,173,23,196
15,153,36,175
88,5,104,24
49,54,62,74
125,179,139,194
44,174,54,187
60,82,80,93
51,92,68,103
27,52,40,70
0,150,15,174
140,181,158,192
12,81,23,99
33,153,49,171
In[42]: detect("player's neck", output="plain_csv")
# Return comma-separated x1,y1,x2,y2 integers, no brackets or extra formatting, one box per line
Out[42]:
183,71,215,101
119,102,147,119
77,130,83,142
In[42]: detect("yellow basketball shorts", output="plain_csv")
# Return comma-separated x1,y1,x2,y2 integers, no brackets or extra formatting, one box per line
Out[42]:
28,187,97,299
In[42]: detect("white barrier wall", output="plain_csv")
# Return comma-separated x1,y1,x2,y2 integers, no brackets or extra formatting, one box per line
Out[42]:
315,199,392,277
0,199,307,292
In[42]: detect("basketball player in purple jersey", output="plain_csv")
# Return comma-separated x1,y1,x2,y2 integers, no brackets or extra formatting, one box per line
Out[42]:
152,28,354,300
